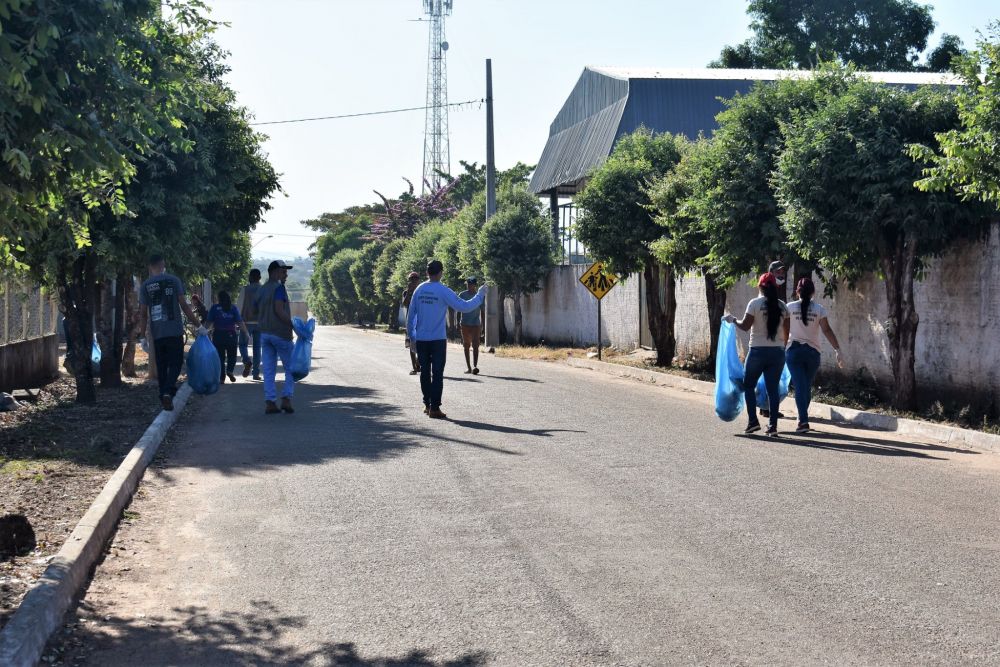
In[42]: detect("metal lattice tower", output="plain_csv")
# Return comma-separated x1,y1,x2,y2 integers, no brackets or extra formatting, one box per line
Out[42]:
421,0,452,193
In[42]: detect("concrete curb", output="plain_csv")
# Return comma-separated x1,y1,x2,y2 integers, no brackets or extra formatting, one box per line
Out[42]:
0,383,195,667
564,357,1000,455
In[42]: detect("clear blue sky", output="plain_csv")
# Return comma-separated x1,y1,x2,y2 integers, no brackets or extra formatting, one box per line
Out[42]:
206,0,998,259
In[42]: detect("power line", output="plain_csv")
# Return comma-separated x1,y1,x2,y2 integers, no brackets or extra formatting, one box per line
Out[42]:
250,98,484,126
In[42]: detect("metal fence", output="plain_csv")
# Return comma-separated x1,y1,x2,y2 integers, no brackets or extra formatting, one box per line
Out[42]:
557,202,591,265
0,279,61,345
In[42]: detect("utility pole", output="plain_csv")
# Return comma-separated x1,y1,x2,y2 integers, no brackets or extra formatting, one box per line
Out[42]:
484,58,500,349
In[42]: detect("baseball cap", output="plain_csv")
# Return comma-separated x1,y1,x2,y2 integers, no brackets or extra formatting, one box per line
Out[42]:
758,272,777,288
407,271,420,281
268,259,293,272
768,260,785,273
465,276,478,283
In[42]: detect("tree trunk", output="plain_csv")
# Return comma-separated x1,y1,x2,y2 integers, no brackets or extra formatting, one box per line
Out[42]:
880,234,919,410
513,292,523,345
122,276,140,377
95,278,122,387
57,253,98,404
704,271,727,366
497,290,509,345
388,295,401,332
642,261,677,366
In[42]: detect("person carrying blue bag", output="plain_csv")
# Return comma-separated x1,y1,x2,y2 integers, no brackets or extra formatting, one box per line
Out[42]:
723,272,789,436
257,260,296,415
137,254,207,411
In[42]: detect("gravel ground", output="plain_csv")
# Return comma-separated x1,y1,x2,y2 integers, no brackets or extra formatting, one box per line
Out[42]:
0,362,167,630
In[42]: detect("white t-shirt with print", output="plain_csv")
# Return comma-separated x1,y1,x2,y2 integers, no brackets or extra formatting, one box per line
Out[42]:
786,299,828,352
744,296,789,348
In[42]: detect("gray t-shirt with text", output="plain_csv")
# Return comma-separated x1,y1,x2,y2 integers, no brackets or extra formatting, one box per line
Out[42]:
140,272,186,340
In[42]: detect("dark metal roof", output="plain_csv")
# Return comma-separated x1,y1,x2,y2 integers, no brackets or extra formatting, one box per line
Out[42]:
529,67,959,195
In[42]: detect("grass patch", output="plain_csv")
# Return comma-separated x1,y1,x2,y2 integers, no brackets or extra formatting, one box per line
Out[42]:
0,458,40,476
496,345,595,362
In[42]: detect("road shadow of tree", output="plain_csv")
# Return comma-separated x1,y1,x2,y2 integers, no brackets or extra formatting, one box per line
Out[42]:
448,419,585,438
158,380,525,478
51,600,488,666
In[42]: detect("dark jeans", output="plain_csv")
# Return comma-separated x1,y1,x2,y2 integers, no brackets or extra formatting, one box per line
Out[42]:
154,335,184,398
786,342,821,425
744,346,785,428
415,339,447,409
213,330,239,377
239,325,261,376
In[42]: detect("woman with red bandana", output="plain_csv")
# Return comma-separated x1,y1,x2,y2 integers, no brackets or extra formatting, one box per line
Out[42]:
723,273,789,436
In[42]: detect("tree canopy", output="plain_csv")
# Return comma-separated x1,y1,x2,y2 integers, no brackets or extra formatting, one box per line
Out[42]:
910,24,1000,206
711,0,962,71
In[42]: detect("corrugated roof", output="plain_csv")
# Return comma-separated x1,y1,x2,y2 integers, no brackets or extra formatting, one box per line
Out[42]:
530,66,961,195
588,66,961,85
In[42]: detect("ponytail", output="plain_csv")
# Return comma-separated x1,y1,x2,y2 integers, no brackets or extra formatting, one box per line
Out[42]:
796,278,815,324
763,283,781,341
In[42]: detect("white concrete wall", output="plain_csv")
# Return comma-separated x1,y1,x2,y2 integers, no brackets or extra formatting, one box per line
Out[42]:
503,265,641,348
505,223,1000,397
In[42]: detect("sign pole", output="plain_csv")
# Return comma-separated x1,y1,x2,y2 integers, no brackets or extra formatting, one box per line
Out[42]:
597,297,602,361
484,58,500,349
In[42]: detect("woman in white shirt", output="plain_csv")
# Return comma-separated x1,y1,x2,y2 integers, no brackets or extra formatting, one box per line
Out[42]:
723,272,789,436
782,277,843,433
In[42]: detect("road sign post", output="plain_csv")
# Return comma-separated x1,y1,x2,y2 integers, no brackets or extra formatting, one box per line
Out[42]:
579,261,618,360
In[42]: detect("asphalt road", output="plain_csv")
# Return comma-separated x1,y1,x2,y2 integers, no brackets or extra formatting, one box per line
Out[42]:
61,326,1000,666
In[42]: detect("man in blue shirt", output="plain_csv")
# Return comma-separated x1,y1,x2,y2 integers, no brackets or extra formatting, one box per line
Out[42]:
407,260,487,418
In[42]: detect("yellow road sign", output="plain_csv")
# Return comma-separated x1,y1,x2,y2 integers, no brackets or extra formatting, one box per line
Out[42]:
579,261,618,300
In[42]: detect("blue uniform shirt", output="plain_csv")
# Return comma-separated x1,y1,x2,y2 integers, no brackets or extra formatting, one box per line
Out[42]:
407,281,486,342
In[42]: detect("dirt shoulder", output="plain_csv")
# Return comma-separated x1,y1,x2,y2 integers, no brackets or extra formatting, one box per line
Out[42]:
0,360,168,630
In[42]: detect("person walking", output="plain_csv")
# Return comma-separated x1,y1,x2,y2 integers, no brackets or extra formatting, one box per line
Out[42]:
137,254,206,411
206,291,252,384
237,268,263,380
783,277,844,433
723,272,789,436
406,260,487,419
458,277,484,375
758,259,788,420
402,271,422,375
257,260,296,414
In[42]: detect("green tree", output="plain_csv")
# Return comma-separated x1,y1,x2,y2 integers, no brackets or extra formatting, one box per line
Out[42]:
349,240,388,316
576,128,685,365
477,186,556,344
647,137,728,364
774,79,991,409
372,238,407,330
910,24,1000,205
711,0,950,71
390,222,448,299
688,70,849,290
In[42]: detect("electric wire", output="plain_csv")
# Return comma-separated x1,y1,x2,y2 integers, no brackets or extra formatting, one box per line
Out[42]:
250,99,484,126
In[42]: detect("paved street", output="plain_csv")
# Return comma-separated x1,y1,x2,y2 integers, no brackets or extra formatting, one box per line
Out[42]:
64,326,1000,666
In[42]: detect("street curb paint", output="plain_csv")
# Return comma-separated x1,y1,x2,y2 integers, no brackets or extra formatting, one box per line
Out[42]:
563,357,1000,455
0,383,195,667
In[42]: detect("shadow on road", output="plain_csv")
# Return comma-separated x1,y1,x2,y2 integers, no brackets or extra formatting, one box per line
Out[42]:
449,419,585,438
56,600,488,666
167,380,528,476
735,427,968,460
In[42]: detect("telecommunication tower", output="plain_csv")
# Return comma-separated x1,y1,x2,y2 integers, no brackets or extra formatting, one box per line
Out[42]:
421,0,452,193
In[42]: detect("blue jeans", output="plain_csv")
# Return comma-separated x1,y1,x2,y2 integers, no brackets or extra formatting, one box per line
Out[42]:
744,346,785,428
786,342,821,425
415,339,447,409
261,333,294,402
239,324,261,377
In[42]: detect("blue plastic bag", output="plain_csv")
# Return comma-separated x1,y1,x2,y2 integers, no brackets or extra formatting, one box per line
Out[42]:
755,364,791,407
714,320,746,421
90,337,102,374
186,334,220,395
289,317,315,381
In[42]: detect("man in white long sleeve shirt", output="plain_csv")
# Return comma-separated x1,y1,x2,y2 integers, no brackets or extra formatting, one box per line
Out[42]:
406,260,487,418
